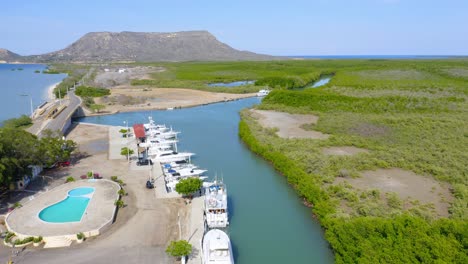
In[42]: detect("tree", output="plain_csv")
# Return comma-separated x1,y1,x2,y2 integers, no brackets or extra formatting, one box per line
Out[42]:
175,178,203,197
2,115,32,129
120,147,134,158
38,130,77,167
0,128,41,189
90,104,105,113
119,129,128,137
166,240,192,258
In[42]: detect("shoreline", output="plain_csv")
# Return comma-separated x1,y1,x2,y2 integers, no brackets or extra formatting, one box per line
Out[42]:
78,87,259,118
46,81,60,101
77,93,259,118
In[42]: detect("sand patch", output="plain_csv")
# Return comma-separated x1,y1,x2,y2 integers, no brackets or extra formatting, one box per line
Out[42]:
250,109,329,139
323,146,369,156
93,66,164,88
94,87,256,113
336,168,453,217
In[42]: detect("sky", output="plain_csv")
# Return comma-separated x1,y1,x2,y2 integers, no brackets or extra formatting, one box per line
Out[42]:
1,0,467,56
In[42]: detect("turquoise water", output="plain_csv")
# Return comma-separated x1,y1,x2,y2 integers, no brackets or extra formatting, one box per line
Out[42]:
68,187,95,196
0,64,66,124
208,80,255,87
77,98,334,263
39,187,94,223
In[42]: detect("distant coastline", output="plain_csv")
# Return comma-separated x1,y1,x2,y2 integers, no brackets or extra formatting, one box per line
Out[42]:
285,55,467,59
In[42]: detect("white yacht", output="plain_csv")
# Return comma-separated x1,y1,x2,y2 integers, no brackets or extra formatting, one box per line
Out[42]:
256,89,270,97
139,139,178,150
144,116,169,132
162,162,197,172
204,181,229,228
146,129,180,140
150,149,194,163
202,229,234,264
164,167,208,177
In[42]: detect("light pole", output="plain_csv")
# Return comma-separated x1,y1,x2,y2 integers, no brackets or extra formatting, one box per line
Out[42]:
123,121,129,162
19,94,33,117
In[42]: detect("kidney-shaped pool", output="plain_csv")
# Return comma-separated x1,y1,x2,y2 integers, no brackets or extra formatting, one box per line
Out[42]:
39,187,95,223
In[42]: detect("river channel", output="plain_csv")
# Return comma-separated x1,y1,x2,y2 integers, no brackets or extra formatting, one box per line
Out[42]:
77,97,334,264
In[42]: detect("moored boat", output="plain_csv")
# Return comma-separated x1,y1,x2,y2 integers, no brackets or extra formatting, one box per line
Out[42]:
204,181,229,228
202,229,234,264
256,89,270,97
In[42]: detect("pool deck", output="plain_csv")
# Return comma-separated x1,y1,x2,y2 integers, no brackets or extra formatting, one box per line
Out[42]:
5,179,120,239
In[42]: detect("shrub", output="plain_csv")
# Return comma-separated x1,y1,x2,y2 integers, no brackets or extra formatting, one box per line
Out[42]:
115,199,125,208
75,86,110,97
4,232,15,243
13,202,22,208
14,236,34,245
87,171,93,178
166,240,192,257
120,147,134,157
33,236,43,243
65,176,75,183
118,189,127,196
76,232,85,240
111,176,118,182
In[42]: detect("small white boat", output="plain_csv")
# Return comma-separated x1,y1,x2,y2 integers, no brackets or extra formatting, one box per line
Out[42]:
202,229,234,264
256,89,270,97
204,181,229,228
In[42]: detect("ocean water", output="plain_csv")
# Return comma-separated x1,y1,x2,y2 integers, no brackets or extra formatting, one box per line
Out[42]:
286,55,458,59
0,64,66,124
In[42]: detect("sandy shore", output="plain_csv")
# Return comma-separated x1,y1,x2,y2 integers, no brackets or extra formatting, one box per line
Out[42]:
88,87,257,116
46,81,60,100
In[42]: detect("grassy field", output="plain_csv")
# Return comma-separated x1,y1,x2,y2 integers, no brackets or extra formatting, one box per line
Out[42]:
130,61,330,92
234,59,467,262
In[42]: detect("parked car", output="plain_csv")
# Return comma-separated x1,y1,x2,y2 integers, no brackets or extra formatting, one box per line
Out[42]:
58,161,71,167
137,159,153,166
146,180,154,189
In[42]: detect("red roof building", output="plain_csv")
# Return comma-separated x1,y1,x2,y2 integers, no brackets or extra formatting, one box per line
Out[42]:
133,124,146,140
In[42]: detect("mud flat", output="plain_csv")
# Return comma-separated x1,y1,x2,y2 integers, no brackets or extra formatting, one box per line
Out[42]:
250,109,329,139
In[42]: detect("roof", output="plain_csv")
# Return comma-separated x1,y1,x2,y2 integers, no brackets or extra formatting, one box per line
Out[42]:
133,124,146,138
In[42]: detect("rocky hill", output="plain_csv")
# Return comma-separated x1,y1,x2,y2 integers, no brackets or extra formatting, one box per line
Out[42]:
21,31,272,62
0,49,21,62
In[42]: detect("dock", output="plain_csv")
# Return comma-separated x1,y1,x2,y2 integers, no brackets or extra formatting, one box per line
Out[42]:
108,123,205,263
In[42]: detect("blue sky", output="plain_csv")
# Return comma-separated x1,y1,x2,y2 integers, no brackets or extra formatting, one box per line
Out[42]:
1,0,467,55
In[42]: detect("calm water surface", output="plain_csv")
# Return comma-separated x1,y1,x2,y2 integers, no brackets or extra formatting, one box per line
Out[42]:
208,80,255,87
0,64,66,123
77,98,334,264
307,75,333,88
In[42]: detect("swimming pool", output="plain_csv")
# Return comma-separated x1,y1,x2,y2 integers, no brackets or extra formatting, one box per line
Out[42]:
39,187,95,223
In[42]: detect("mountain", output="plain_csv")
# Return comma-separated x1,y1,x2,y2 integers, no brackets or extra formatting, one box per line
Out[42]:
27,31,273,62
0,49,21,62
